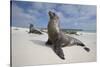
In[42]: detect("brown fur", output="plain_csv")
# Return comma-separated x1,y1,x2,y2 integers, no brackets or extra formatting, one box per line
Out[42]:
46,11,90,60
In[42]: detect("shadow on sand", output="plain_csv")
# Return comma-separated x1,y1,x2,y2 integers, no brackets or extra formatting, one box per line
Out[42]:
30,40,51,48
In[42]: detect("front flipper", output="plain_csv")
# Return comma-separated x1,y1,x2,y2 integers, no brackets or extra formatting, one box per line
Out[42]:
52,45,65,60
46,39,52,46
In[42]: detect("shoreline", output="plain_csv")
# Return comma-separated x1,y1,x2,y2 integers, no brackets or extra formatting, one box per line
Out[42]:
11,26,96,33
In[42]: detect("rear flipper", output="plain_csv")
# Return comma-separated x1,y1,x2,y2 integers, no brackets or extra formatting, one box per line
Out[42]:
84,47,90,52
77,43,90,52
52,45,65,60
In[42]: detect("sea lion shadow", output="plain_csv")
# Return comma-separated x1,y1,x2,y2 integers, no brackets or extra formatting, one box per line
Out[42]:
30,39,50,48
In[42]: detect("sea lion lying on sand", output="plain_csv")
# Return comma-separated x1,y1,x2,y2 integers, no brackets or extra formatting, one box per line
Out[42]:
29,24,42,34
46,11,90,60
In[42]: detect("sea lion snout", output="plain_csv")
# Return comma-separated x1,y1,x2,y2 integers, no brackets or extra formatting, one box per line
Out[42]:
48,11,59,20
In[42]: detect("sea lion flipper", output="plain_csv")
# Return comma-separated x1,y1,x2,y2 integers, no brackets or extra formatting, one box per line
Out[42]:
53,45,65,60
84,47,90,52
77,43,90,52
46,39,52,46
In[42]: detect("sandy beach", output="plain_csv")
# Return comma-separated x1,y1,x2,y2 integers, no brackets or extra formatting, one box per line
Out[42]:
11,27,96,67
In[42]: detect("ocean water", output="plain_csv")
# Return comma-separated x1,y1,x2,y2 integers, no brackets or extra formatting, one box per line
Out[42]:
61,29,96,33
82,30,96,33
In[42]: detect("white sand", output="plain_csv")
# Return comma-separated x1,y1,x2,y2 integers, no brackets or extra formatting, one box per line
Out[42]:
12,27,96,67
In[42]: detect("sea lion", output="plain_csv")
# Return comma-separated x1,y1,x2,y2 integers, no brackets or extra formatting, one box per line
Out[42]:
29,24,42,34
46,11,90,60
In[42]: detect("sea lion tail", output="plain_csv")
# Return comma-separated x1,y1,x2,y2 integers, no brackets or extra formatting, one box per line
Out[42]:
77,43,90,52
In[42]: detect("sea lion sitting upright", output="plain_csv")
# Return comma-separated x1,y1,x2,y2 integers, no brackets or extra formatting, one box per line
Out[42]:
46,11,90,60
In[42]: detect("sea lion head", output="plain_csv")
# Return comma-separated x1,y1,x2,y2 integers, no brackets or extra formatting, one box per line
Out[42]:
48,11,59,20
48,11,60,33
